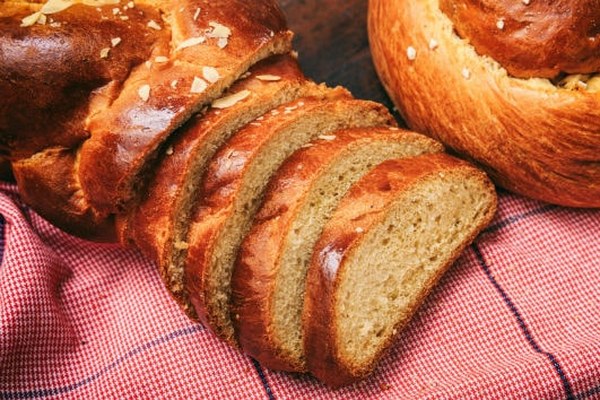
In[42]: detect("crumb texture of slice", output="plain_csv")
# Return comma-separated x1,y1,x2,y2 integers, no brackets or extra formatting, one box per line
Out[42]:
303,153,497,387
232,127,444,371
183,97,395,345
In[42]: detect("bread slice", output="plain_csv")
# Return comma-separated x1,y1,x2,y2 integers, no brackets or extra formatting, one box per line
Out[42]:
183,97,395,345
303,153,497,387
118,55,331,318
78,0,294,214
231,127,444,371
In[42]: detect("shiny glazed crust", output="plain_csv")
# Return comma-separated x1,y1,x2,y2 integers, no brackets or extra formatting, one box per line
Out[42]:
369,0,600,207
302,154,497,387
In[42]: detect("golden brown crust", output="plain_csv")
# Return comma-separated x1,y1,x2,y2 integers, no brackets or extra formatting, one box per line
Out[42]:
183,95,394,344
78,0,293,213
369,0,600,208
12,147,115,241
303,154,497,387
119,54,310,319
231,128,442,372
0,3,163,158
439,0,600,79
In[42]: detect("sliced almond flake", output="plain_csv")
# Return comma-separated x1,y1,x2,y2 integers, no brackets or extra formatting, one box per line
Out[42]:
21,12,42,27
147,19,162,30
127,1,135,8
190,77,208,94
269,30,275,37
256,74,281,82
202,66,220,83
49,21,62,27
165,146,174,156
406,46,417,61
284,110,292,114
111,37,121,47
119,15,129,20
301,143,313,149
37,13,47,24
99,47,110,58
256,116,264,121
461,67,471,80
217,37,228,49
193,7,201,21
41,0,74,14
496,19,505,30
271,110,280,115
355,227,364,233
240,71,252,79
389,127,399,131
250,122,262,127
145,61,152,68
208,21,232,38
170,79,179,89
112,7,120,15
428,39,439,50
82,0,119,5
176,36,206,50
318,135,336,141
212,90,251,109
297,101,305,107
154,56,169,63
138,84,150,102
285,106,298,112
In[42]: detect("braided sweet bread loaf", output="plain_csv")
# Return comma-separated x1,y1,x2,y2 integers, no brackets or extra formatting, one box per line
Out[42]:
369,0,600,208
1,0,497,386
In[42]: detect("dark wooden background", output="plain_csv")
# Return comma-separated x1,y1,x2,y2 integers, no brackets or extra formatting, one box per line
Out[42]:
278,0,404,124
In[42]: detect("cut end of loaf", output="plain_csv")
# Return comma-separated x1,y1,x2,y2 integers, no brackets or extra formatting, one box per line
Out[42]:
305,154,497,387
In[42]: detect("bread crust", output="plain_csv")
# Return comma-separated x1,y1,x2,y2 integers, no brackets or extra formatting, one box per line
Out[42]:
119,54,312,318
77,0,294,213
183,96,395,345
369,0,600,208
232,128,442,372
439,0,600,79
303,154,497,387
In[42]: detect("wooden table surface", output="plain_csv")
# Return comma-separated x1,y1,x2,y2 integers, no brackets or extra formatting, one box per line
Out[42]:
279,0,405,124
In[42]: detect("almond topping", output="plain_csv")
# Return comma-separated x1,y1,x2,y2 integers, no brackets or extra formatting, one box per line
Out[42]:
138,85,150,102
406,46,417,61
202,66,220,83
496,19,505,30
127,1,134,7
318,135,336,141
256,74,282,82
193,7,201,21
462,68,471,79
165,146,174,156
217,37,228,49
100,47,110,58
170,80,179,89
154,56,168,63
429,39,439,50
355,227,364,233
21,12,42,27
208,22,232,38
190,77,208,94
112,7,120,15
212,90,251,109
111,37,121,47
41,0,74,14
176,36,206,50
147,19,162,30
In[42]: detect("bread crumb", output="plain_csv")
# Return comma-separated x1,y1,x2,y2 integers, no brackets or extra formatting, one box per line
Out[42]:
406,46,417,61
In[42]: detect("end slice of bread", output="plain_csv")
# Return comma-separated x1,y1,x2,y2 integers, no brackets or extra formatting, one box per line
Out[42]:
231,127,444,371
183,97,395,345
303,153,497,387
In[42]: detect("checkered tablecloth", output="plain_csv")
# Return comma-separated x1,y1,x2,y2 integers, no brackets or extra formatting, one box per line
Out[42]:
0,181,598,399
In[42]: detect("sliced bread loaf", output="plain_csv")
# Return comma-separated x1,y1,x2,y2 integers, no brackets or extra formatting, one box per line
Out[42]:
303,153,497,387
231,127,444,371
183,97,395,344
118,55,331,318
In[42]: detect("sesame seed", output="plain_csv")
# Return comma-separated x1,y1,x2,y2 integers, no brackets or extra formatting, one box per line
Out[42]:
406,46,417,61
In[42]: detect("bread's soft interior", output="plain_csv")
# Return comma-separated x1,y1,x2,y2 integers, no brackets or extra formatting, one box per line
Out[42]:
336,171,495,372
205,101,391,340
272,138,439,364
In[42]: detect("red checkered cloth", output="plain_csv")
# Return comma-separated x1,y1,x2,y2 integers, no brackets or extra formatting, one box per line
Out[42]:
0,182,599,400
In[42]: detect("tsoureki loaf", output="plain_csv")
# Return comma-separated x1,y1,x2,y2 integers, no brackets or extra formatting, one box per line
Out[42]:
369,0,600,207
1,0,498,387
